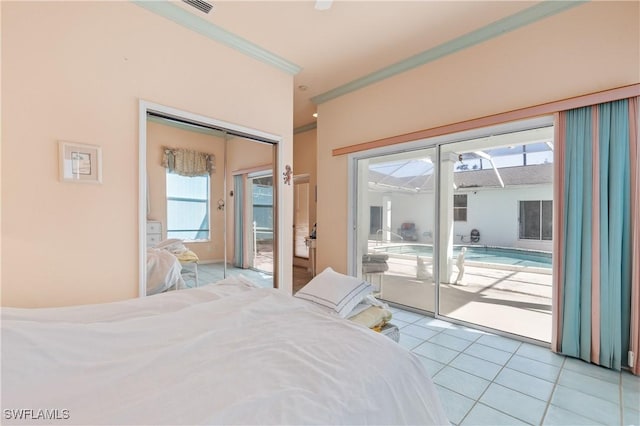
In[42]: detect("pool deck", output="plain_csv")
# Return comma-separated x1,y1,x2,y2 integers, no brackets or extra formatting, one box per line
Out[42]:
369,251,553,343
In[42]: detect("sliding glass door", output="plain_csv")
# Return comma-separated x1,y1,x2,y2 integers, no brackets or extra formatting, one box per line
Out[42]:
355,148,437,313
437,128,554,341
248,173,274,274
352,121,554,342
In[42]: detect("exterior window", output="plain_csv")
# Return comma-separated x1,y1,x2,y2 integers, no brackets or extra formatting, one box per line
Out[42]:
166,172,210,241
252,176,273,242
454,194,467,222
370,206,382,234
519,200,552,240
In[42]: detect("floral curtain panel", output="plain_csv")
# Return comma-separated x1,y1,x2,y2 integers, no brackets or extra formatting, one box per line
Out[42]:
162,147,215,176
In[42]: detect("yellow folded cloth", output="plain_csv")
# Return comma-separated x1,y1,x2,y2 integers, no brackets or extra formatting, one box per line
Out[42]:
349,306,392,330
176,250,199,263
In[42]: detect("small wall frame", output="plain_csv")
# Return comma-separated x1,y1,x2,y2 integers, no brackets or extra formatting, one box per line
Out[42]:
59,141,102,184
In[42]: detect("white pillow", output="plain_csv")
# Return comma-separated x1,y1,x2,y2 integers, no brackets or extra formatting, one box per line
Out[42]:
295,267,373,318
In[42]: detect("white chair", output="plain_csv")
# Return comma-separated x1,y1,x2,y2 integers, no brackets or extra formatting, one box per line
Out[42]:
179,258,199,288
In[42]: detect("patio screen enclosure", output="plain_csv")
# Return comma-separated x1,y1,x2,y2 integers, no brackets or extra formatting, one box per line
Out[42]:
352,120,554,342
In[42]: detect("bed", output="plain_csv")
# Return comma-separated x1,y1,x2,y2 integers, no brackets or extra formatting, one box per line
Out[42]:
1,275,449,425
145,247,186,294
146,239,200,294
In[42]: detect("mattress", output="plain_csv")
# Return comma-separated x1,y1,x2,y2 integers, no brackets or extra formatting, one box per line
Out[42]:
1,276,449,425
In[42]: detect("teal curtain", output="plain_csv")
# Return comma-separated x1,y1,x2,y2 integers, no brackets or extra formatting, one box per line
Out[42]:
233,175,244,268
598,100,631,369
561,106,593,361
559,99,632,370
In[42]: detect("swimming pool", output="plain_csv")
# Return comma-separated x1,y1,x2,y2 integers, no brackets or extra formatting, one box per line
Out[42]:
373,244,552,269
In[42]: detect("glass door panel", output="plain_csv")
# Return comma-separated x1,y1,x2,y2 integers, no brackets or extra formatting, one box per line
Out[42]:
248,174,274,274
355,148,437,313
438,127,554,342
293,179,310,258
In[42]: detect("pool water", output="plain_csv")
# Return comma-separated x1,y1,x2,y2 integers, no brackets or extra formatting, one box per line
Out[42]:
374,244,552,269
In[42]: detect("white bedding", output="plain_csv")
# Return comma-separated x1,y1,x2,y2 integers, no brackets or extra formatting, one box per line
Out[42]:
146,247,185,294
1,276,449,425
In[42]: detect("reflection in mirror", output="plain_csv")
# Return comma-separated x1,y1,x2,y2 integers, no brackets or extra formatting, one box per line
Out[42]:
227,136,275,286
144,114,275,295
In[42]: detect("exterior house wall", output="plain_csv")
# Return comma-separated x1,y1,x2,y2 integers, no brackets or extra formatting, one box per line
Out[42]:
367,184,552,252
454,186,553,251
367,192,436,243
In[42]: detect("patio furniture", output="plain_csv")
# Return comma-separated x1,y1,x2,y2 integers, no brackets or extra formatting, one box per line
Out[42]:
398,222,418,241
362,254,389,295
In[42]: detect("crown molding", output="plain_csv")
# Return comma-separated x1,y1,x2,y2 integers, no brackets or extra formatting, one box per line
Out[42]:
294,122,317,134
312,1,586,105
132,1,302,75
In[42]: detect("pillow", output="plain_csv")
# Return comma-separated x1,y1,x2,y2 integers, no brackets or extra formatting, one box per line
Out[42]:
295,267,373,318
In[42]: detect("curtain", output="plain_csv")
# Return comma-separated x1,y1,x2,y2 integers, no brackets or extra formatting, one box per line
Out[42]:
630,97,639,375
162,147,214,176
233,175,245,268
553,97,639,373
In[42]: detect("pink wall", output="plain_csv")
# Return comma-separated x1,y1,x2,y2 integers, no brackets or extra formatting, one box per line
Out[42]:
316,1,640,273
294,129,318,229
147,120,226,262
1,2,293,307
293,128,318,269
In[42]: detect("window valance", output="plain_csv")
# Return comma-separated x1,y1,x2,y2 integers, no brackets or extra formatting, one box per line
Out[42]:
162,147,215,176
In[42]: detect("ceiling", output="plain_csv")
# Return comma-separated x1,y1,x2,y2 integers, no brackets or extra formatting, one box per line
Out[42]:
169,1,546,128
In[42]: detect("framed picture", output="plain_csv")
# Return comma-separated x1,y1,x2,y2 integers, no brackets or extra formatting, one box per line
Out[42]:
59,141,102,184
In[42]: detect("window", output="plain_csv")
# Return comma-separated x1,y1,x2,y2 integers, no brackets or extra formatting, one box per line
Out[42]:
252,176,273,242
519,200,552,240
453,194,467,221
166,172,210,241
370,206,382,234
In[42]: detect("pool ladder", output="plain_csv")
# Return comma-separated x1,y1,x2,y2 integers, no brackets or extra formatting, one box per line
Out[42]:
375,229,404,246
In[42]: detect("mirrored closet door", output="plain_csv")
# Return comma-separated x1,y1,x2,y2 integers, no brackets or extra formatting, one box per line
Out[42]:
143,109,277,295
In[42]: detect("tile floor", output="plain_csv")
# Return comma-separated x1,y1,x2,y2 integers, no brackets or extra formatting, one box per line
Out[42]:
387,306,640,426
189,263,313,291
185,262,274,288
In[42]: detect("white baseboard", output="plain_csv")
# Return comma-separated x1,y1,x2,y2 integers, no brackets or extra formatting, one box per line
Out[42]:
197,259,224,265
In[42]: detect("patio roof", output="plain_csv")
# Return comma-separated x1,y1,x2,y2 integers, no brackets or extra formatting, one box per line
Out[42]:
368,161,553,193
455,163,552,189
367,126,554,193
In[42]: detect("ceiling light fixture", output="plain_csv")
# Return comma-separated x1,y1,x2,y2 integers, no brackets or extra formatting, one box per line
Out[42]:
313,113,318,118
315,0,333,11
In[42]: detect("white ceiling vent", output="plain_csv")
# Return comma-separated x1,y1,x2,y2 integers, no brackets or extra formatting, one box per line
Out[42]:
182,0,213,14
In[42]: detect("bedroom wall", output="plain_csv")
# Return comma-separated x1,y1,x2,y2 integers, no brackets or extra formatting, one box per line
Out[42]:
146,120,226,262
315,1,640,273
293,128,317,268
1,1,293,307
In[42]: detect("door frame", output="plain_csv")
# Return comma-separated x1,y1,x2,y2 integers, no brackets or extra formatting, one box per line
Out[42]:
138,100,283,296
292,174,311,267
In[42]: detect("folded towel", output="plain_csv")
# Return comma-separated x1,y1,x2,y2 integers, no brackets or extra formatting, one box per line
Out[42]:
349,306,392,330
362,263,388,273
362,254,389,263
